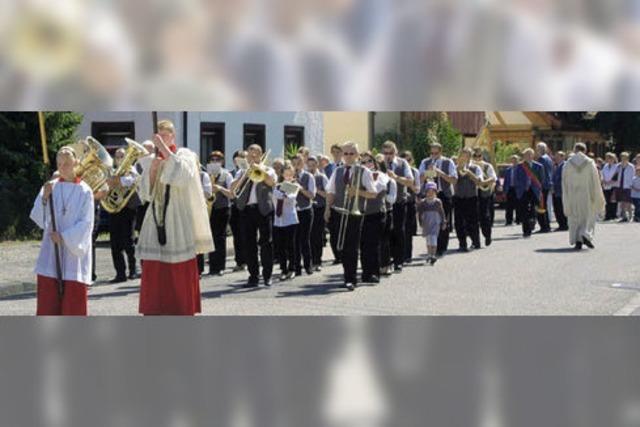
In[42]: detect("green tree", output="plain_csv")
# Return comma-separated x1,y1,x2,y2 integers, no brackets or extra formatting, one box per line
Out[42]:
373,114,462,164
493,140,521,164
0,112,83,240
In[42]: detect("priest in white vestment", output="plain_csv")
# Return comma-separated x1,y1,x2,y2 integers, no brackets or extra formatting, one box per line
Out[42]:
561,143,605,250
136,120,213,315
30,147,94,315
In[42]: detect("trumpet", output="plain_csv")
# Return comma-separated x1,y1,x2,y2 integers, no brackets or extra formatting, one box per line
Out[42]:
234,149,271,198
335,163,363,252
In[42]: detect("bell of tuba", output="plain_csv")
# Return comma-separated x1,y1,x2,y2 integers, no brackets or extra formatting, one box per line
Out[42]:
100,138,147,214
72,136,113,193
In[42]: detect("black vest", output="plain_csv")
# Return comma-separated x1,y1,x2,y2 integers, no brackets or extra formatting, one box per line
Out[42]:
296,170,313,210
211,169,232,209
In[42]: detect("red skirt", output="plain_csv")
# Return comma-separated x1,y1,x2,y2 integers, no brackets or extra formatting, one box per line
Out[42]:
36,275,88,316
139,258,201,315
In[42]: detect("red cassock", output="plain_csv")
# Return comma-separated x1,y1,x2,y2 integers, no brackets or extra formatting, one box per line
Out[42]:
36,275,88,316
138,258,201,315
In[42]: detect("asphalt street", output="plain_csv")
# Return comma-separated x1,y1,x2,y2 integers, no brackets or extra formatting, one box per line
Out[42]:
1,212,639,315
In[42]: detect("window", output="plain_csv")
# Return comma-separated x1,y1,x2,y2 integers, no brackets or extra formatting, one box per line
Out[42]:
91,122,135,155
284,125,305,149
243,124,266,150
200,122,225,164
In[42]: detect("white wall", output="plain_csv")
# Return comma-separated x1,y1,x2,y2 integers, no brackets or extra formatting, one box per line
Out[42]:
78,111,324,164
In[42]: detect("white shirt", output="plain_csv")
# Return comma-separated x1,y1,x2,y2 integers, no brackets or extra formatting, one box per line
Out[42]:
601,162,619,190
386,178,397,205
387,156,414,180
200,171,213,199
631,175,640,198
326,164,377,194
618,163,635,189
30,179,95,285
272,187,299,227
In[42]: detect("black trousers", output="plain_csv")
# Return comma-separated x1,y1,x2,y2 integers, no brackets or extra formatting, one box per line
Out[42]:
437,193,453,255
360,212,385,279
328,210,342,262
453,196,480,249
209,207,230,272
603,189,618,220
274,224,297,274
404,201,417,262
109,208,136,278
91,206,100,280
552,196,568,230
294,208,313,273
337,213,364,284
240,206,274,280
229,205,246,266
517,189,537,236
134,202,148,235
536,189,551,231
391,202,407,268
311,206,325,266
505,189,519,225
478,195,494,241
381,210,393,269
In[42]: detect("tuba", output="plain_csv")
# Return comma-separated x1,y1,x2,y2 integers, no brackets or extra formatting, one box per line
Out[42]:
72,136,113,193
100,138,147,213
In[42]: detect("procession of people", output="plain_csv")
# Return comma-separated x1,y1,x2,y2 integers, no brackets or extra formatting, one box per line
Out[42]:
29,119,637,315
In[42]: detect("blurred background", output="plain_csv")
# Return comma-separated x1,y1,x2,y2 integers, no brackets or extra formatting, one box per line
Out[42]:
1,317,640,427
2,0,640,109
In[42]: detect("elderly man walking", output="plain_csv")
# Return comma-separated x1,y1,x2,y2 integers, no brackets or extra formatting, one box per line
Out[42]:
561,143,605,250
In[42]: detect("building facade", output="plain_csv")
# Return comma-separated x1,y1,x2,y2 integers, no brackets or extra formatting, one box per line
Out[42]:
78,112,324,165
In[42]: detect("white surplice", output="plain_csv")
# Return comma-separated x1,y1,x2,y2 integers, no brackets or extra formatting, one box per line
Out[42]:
136,149,214,263
29,180,95,285
562,152,606,245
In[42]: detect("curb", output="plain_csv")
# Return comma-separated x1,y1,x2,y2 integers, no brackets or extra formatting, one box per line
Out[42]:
0,282,36,299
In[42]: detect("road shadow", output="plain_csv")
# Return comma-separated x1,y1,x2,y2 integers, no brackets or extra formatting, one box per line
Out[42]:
0,292,36,301
535,247,581,254
275,280,348,298
201,282,265,299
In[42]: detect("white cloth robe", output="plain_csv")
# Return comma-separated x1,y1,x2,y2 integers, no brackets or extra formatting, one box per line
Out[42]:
29,180,94,285
136,149,214,263
562,152,605,245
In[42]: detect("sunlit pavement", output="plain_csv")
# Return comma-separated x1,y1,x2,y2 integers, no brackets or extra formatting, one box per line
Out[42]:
1,212,639,315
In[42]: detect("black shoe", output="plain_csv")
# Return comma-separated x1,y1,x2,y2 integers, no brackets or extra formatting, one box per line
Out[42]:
344,282,355,291
369,275,380,283
295,269,302,276
393,265,403,273
574,242,583,250
128,271,139,280
458,247,469,252
264,277,273,287
554,227,568,232
244,277,259,288
534,229,550,234
523,233,531,239
109,276,127,284
485,237,492,247
279,273,288,281
92,274,97,282
233,264,247,272
435,250,444,257
470,244,481,250
619,218,629,223
305,268,313,275
505,222,512,226
582,236,594,249
430,257,438,265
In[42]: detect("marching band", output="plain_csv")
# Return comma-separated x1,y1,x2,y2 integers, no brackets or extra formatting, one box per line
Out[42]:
31,119,515,315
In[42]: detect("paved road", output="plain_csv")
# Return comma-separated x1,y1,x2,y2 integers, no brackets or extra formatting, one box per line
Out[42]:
1,212,639,315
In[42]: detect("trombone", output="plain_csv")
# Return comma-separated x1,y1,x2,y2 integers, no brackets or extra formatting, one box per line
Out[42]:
233,149,271,199
335,163,364,251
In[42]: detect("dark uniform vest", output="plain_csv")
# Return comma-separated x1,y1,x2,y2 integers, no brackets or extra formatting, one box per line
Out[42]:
454,164,482,199
332,165,367,213
420,157,453,198
313,172,327,208
211,169,232,209
235,169,274,216
296,170,313,210
388,157,411,204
